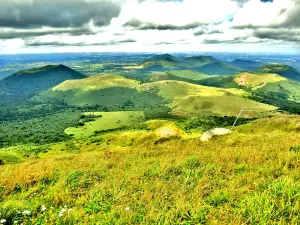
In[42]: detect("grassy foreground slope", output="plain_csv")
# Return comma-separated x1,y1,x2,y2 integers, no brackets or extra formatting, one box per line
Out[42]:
0,115,299,224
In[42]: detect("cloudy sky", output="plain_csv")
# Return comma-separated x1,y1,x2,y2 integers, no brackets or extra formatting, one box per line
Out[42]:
0,0,299,54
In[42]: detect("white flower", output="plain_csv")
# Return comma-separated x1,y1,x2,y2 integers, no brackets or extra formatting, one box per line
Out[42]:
125,207,130,211
14,221,18,224
68,208,73,212
22,210,31,215
59,213,64,217
0,219,6,224
61,208,66,213
41,205,47,211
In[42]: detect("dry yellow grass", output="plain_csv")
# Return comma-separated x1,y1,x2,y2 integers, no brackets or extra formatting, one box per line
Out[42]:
0,115,299,224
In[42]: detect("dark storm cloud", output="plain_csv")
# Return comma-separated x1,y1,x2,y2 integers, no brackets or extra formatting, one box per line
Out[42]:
202,37,259,44
26,39,136,46
202,37,245,44
0,0,121,29
280,1,300,28
253,29,300,42
193,29,223,36
231,0,300,43
124,19,204,30
0,27,96,39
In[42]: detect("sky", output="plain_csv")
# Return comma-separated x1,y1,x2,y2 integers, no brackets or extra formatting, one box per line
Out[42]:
0,0,299,54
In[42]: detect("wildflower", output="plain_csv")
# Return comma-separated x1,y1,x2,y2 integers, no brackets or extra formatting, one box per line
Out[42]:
125,207,130,211
61,208,66,213
0,219,6,224
59,213,64,217
14,221,18,224
41,205,47,211
22,210,31,215
68,208,73,212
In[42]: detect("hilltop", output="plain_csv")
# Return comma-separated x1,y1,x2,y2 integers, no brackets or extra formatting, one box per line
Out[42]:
0,64,87,95
144,54,179,62
183,55,219,67
258,64,300,81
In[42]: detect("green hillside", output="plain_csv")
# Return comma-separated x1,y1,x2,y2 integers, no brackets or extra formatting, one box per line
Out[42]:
195,62,245,75
140,80,276,117
146,70,211,83
34,74,169,118
53,74,139,91
0,65,87,95
167,70,211,81
35,74,277,118
199,72,300,114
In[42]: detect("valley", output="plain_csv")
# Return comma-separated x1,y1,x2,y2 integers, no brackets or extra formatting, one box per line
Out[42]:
0,53,299,225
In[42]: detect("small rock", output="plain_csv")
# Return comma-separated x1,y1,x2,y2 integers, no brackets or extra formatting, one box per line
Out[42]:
200,128,232,142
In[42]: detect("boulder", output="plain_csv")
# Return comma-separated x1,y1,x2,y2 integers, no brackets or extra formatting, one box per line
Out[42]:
200,128,232,141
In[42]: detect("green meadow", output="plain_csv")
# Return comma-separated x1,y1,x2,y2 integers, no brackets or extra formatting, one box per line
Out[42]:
65,111,145,138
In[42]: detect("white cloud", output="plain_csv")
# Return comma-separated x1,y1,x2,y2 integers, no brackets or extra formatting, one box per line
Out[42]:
232,0,294,27
111,0,239,28
0,0,299,54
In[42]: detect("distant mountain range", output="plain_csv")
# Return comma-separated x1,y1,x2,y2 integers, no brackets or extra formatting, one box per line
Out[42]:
1,54,300,114
139,54,300,81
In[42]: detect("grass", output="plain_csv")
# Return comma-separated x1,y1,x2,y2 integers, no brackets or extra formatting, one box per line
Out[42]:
65,111,145,138
0,115,299,224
